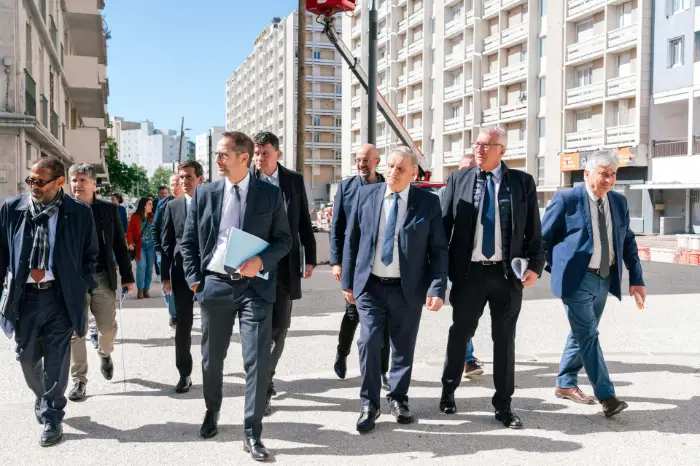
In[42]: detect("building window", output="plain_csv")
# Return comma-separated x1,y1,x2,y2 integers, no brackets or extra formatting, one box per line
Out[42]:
667,0,690,16
576,67,593,87
334,117,342,127
537,157,545,186
539,37,546,57
669,36,684,68
538,117,546,138
313,117,321,126
695,32,700,62
540,0,547,16
313,133,320,143
539,77,546,98
313,50,321,59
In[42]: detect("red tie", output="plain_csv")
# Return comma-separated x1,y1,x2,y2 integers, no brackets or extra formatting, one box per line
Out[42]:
31,268,45,282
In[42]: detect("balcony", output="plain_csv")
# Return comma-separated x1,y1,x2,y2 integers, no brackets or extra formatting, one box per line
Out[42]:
608,23,637,50
445,49,464,68
607,74,637,98
466,10,475,27
566,0,606,21
378,82,389,95
377,134,390,146
24,70,36,117
398,19,408,31
465,113,474,127
566,35,605,63
65,0,107,64
398,74,407,87
65,55,108,119
565,129,604,150
408,9,423,27
500,102,527,122
483,70,499,88
444,117,463,132
304,141,338,150
501,61,527,84
444,150,464,165
65,127,103,165
606,124,636,146
377,56,388,69
408,127,422,139
483,35,501,54
398,102,408,114
482,107,499,125
444,83,463,100
351,119,361,130
566,82,604,107
445,16,464,37
408,98,423,112
465,43,475,57
408,39,423,56
506,140,527,159
483,0,500,18
378,30,388,43
351,25,361,37
408,69,422,84
501,22,528,47
465,79,474,94
50,110,59,140
398,47,407,61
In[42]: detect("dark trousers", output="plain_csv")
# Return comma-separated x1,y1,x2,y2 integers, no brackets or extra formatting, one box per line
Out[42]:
338,299,390,374
198,276,272,439
442,264,523,410
14,285,73,425
171,264,195,378
356,277,422,410
268,285,292,394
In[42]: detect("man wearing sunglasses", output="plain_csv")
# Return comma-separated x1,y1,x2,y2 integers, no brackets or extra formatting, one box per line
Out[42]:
0,157,98,447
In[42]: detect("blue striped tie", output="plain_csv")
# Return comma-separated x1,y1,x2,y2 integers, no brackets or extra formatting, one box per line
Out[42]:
481,173,495,259
381,193,400,266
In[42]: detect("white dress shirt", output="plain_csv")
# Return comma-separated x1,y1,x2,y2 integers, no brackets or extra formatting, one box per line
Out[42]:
262,167,279,187
184,193,193,214
371,184,410,278
26,214,57,283
207,174,250,274
471,164,503,262
586,185,615,269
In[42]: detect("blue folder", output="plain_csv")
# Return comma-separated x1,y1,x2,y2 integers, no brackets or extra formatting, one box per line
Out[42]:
223,228,270,280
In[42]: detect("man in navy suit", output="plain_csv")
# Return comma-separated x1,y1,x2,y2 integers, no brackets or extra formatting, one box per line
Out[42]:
0,157,98,446
330,144,390,388
181,131,292,461
342,147,448,433
542,150,645,418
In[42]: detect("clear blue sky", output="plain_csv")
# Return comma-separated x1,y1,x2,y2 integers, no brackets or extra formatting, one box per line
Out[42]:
104,0,298,139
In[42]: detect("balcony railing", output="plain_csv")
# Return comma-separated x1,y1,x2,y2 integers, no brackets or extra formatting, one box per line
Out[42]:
397,102,407,114
444,117,463,132
351,119,361,130
408,98,423,112
398,47,407,60
606,125,636,146
501,22,528,46
50,110,59,140
482,107,499,124
398,74,407,87
41,95,48,126
566,82,604,106
483,0,500,17
465,43,474,56
466,10,474,26
652,138,700,157
500,102,527,121
24,70,36,117
483,70,499,88
565,128,604,150
465,79,474,94
507,140,527,158
351,25,361,37
465,113,474,127
408,39,423,55
501,61,527,83
566,34,605,62
398,19,408,30
408,69,422,83
444,150,464,165
445,49,464,68
444,83,463,100
608,23,637,50
376,134,390,146
408,9,423,27
445,16,464,36
483,34,501,54
567,0,606,20
607,74,637,98
408,126,422,139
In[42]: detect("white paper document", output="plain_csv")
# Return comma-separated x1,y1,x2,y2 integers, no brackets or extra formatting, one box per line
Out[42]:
511,257,529,281
224,228,270,280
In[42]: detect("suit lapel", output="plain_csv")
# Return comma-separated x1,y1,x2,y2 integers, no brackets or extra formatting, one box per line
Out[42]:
578,185,594,242
465,167,477,205
176,197,187,233
211,180,225,237
402,185,417,228
277,165,292,212
505,167,519,233
242,177,258,231
370,185,384,242
607,192,620,258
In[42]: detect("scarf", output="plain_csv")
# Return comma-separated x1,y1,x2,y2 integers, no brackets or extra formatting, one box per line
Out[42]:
27,188,64,270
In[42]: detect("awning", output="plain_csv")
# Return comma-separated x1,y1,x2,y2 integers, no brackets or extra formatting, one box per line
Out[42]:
629,183,700,190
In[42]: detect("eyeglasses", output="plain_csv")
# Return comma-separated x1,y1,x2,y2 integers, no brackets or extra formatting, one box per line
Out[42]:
473,143,504,150
25,176,59,187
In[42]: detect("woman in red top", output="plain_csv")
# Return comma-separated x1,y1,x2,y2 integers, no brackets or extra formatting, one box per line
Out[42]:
127,197,155,299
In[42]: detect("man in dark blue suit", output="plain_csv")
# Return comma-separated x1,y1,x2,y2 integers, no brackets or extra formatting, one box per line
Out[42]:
181,131,292,461
330,144,390,387
342,147,448,433
0,157,98,447
542,150,645,418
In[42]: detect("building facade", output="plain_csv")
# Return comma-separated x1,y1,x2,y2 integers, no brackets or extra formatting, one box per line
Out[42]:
195,126,225,182
343,0,652,229
226,12,343,208
0,0,109,203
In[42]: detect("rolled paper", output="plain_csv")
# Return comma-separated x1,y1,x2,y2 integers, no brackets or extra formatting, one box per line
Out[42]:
633,291,645,310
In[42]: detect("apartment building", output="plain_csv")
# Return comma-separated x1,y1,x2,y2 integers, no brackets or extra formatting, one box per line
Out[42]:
0,0,109,203
195,126,225,182
342,0,652,229
226,13,344,207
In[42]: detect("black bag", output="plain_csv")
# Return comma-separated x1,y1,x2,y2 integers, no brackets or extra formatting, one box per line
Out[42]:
128,227,143,261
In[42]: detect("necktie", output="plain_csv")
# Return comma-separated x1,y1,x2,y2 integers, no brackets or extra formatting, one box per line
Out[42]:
597,198,610,279
233,185,242,229
381,193,400,266
31,268,45,282
481,172,496,259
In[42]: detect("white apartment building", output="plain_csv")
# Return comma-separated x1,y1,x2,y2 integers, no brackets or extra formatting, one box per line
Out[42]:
0,0,109,203
110,118,189,177
195,126,225,182
343,0,652,229
226,13,344,207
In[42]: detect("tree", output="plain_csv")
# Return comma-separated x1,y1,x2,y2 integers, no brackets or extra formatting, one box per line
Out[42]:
103,137,132,195
149,167,173,195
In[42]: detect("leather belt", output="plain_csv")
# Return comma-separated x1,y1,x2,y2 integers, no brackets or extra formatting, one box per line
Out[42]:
370,274,401,285
209,272,245,281
587,267,609,279
26,281,56,290
472,260,502,266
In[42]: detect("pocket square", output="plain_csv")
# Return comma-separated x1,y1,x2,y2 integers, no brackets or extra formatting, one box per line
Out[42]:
416,218,425,224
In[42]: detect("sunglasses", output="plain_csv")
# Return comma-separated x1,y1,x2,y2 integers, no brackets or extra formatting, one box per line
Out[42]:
25,176,59,187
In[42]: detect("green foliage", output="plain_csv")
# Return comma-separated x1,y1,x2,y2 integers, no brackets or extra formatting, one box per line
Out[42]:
101,137,152,198
149,167,174,195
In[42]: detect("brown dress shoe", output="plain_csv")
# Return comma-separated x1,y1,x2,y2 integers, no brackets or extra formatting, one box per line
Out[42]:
137,290,144,299
555,386,596,405
601,396,628,417
143,289,150,298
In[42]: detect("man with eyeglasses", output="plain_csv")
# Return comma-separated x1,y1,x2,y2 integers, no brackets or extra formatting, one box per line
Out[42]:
0,157,98,446
330,144,391,390
439,127,544,429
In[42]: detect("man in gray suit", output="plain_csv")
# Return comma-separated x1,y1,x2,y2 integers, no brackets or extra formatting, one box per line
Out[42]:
181,131,292,461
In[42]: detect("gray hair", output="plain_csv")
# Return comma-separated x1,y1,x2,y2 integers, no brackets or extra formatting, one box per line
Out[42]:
68,163,96,180
479,126,508,148
584,150,619,172
389,146,419,168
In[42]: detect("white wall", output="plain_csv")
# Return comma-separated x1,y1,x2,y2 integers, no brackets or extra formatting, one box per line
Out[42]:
652,155,700,183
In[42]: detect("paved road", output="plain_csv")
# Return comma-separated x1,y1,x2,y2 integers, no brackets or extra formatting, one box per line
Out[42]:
1,262,699,465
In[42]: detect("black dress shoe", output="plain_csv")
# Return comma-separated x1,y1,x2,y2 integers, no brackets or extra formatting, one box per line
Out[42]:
601,396,629,418
389,400,415,424
243,438,271,461
175,376,192,393
68,381,87,401
200,410,220,439
440,390,456,414
34,398,42,424
101,356,114,380
381,373,390,391
168,317,177,330
334,353,347,379
495,409,523,429
40,422,63,447
356,406,380,433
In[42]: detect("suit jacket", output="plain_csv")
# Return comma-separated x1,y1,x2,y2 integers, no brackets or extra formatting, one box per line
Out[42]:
91,198,134,290
541,184,644,300
152,194,172,254
441,163,545,288
341,183,448,309
161,195,188,282
0,194,98,338
251,163,317,300
329,173,385,266
180,176,293,303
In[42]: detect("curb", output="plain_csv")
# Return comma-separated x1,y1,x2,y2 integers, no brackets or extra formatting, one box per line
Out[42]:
638,247,700,266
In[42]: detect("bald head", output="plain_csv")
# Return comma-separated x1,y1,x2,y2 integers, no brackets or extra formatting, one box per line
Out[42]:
355,144,380,182
459,153,475,170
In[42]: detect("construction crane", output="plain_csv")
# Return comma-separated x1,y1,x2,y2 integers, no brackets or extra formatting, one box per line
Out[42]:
307,1,431,180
